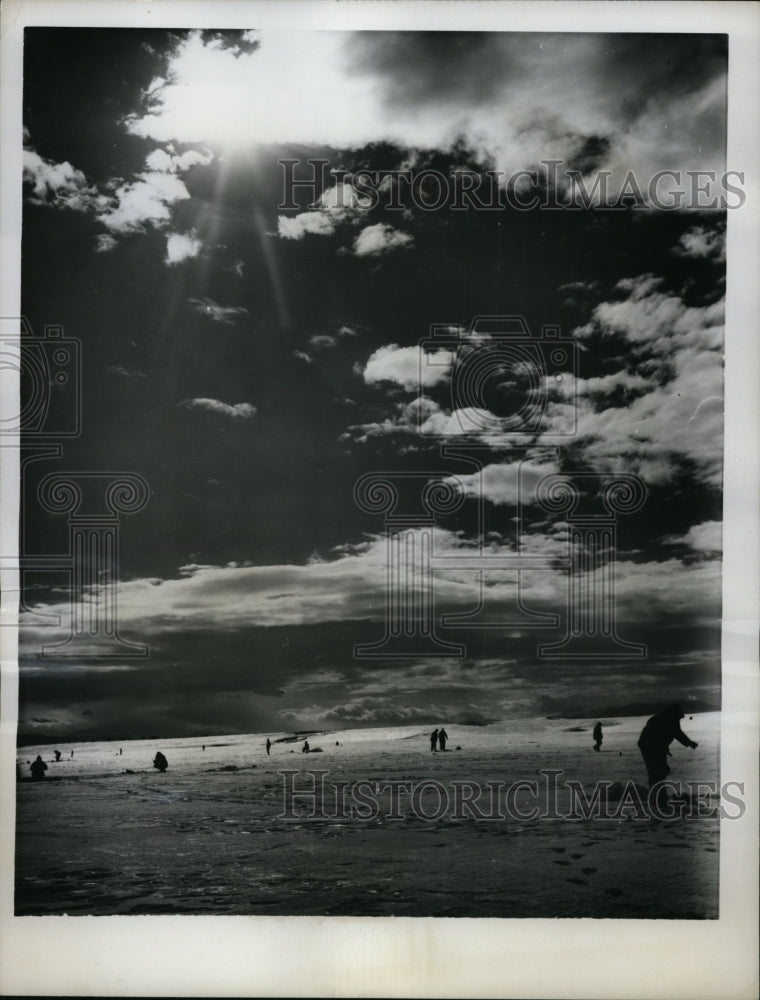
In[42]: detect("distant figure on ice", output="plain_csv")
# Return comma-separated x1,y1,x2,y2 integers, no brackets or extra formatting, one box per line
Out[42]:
70,750,74,758
438,728,448,752
266,738,272,756
54,750,61,762
637,704,697,790
302,740,310,753
593,722,603,752
119,748,123,756
430,729,439,753
30,755,47,780
153,751,168,773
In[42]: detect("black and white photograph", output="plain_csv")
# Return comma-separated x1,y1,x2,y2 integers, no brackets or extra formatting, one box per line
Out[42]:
1,1,757,997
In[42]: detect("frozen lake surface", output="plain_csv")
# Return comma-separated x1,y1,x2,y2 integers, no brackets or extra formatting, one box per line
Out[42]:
15,713,721,918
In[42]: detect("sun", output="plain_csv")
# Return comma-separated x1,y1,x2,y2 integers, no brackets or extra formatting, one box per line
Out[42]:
123,30,382,152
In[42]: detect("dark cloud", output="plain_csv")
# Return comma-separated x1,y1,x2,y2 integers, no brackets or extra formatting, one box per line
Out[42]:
347,32,727,123
18,616,720,742
566,135,611,176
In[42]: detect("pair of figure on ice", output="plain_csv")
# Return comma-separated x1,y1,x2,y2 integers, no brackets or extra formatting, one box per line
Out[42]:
430,728,448,752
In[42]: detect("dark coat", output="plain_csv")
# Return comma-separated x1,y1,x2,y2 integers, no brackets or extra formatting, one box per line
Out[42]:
30,757,48,779
638,705,693,753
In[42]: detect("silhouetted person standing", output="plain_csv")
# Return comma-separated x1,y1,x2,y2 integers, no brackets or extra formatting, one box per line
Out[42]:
638,704,697,791
430,729,439,753
438,728,448,752
30,756,47,780
54,750,61,762
593,722,603,752
302,740,310,753
266,739,271,756
153,751,168,772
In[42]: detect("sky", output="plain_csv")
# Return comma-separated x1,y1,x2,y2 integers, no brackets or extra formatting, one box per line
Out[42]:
17,28,727,742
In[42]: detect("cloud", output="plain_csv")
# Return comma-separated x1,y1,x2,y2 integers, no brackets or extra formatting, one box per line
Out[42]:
342,397,515,444
663,521,722,554
21,526,721,647
277,180,368,240
95,234,118,253
20,663,139,677
446,458,561,507
557,280,598,294
341,396,437,443
318,179,368,218
674,224,726,261
188,296,249,324
22,149,104,212
544,357,723,488
363,344,453,390
106,365,147,379
165,231,203,264
543,370,653,400
122,31,726,202
577,274,724,352
23,139,214,254
309,334,338,350
277,211,335,240
303,324,359,356
351,223,413,257
565,277,724,486
144,146,213,173
99,172,192,235
178,398,256,419
351,276,724,489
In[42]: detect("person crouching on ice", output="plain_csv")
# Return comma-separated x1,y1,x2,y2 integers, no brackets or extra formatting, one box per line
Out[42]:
30,755,48,780
153,751,168,772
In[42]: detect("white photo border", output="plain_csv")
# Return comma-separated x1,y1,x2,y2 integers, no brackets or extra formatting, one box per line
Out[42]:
1,2,757,997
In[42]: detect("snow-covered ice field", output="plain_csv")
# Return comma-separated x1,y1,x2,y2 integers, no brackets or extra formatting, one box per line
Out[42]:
15,713,721,918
